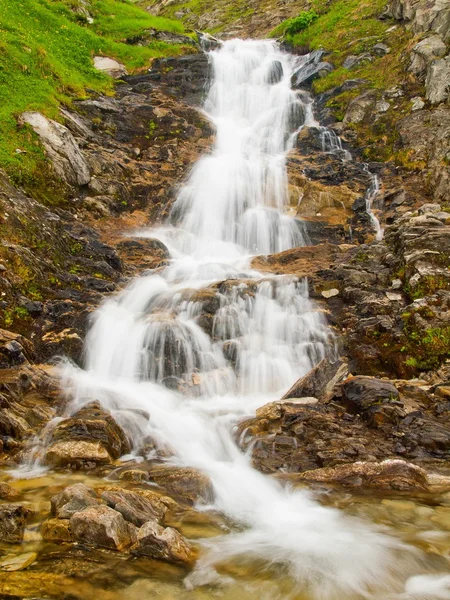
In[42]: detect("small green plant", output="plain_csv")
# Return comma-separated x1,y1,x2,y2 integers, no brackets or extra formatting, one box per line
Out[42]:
271,10,319,38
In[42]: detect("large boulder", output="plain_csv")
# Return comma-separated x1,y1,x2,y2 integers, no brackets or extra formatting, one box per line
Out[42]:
0,504,31,543
20,112,90,186
70,505,136,552
131,520,195,563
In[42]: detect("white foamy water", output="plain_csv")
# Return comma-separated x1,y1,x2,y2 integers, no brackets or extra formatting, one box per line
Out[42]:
51,39,438,598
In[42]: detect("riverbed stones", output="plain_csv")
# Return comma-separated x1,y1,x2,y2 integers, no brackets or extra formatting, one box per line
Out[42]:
0,504,31,543
131,520,195,563
70,505,137,552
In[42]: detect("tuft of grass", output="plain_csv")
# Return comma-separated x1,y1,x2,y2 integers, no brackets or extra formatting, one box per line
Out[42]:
270,10,319,39
0,0,189,197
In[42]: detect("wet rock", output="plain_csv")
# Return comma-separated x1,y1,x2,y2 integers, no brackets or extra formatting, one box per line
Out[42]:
0,409,31,439
148,466,213,505
41,518,72,542
101,486,165,526
45,440,112,469
426,56,450,104
290,459,429,491
131,520,195,563
70,505,136,551
20,112,90,186
282,358,348,402
0,483,18,500
51,483,99,519
50,402,131,459
93,56,127,79
0,551,37,572
116,238,170,271
0,504,31,543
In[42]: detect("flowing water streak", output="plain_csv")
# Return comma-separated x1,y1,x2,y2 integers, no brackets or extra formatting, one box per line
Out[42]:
55,40,424,598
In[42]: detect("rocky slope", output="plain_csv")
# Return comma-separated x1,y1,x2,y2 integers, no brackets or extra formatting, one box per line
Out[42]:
0,0,449,590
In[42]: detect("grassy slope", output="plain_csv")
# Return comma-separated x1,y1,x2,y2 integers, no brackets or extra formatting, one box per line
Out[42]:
0,0,189,193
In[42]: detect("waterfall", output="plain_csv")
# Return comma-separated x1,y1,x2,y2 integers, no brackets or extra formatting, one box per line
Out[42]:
57,40,417,597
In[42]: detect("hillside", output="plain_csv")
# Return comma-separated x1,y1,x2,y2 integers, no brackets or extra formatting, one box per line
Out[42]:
0,0,192,193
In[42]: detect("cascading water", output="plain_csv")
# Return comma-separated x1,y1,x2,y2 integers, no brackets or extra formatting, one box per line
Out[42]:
41,39,442,598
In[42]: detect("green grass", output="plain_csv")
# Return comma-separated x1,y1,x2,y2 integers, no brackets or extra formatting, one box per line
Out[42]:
0,0,189,196
270,10,319,39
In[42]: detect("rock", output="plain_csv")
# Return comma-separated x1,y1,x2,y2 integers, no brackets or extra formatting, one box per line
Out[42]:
41,518,72,542
410,35,447,77
45,440,112,469
20,112,90,186
292,61,334,86
0,483,18,500
131,520,195,563
372,43,391,56
340,376,401,412
292,459,429,491
0,409,31,439
93,56,127,79
0,552,37,572
50,483,99,519
0,504,31,543
386,0,450,41
0,329,34,367
321,288,339,298
101,487,165,526
343,54,372,69
343,91,377,124
282,358,347,402
148,466,213,505
256,398,319,420
70,505,136,552
426,56,450,104
50,402,131,459
411,96,425,111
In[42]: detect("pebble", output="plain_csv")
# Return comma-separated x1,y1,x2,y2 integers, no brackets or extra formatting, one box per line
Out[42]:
321,288,339,299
